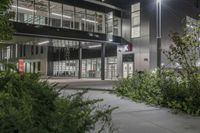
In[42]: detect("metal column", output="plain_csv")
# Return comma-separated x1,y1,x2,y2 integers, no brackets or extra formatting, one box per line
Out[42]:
78,42,82,79
101,43,105,80
156,0,162,68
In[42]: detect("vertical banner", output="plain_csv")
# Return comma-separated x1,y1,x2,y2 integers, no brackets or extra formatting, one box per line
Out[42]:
18,59,24,74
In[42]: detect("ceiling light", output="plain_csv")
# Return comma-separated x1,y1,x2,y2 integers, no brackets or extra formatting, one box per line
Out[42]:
51,13,72,19
82,18,97,23
38,41,49,45
12,5,36,12
88,45,101,48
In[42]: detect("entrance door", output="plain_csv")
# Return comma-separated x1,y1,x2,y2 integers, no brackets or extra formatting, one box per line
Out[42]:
123,62,133,78
108,64,117,79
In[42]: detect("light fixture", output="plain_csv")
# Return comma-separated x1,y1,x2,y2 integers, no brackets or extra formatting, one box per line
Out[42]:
12,5,36,12
157,0,161,3
88,44,101,48
82,18,97,23
38,41,49,45
51,13,72,19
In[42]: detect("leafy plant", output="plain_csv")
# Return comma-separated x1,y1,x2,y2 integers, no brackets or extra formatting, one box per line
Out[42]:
115,71,162,105
115,19,200,115
0,70,116,133
0,0,14,41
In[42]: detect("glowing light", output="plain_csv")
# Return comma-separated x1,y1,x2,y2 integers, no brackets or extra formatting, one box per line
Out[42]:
51,13,72,19
38,41,49,45
12,5,36,12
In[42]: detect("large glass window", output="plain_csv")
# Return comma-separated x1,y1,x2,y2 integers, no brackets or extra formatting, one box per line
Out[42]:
34,0,49,25
113,16,121,36
17,0,34,24
10,1,108,34
50,2,62,27
75,7,85,31
10,0,17,21
131,3,141,38
86,10,96,32
96,12,105,33
63,5,74,29
106,12,114,41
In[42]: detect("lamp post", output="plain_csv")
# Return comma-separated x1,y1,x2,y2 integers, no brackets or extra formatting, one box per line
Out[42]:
156,0,162,68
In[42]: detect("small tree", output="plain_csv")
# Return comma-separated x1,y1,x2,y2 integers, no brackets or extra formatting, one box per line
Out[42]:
163,20,200,80
0,0,14,42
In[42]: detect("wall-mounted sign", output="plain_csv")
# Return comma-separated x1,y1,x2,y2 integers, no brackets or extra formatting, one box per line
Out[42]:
18,59,24,74
123,54,134,62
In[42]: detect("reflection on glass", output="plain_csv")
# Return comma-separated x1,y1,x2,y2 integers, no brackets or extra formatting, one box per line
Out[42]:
75,7,85,30
63,5,74,29
113,17,121,36
96,12,105,33
35,0,49,25
17,0,34,23
86,10,95,32
50,2,62,27
9,1,118,36
9,0,17,21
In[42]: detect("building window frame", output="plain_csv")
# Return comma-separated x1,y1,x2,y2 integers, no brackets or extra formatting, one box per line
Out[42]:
131,2,141,38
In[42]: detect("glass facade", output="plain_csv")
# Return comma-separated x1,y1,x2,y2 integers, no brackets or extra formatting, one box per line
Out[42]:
10,0,121,36
131,3,141,38
52,57,117,79
35,0,49,25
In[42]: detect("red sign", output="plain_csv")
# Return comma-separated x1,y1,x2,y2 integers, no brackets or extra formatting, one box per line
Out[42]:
18,59,24,74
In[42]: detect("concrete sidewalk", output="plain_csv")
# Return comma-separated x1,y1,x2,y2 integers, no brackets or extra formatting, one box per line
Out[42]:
46,78,116,90
61,90,200,133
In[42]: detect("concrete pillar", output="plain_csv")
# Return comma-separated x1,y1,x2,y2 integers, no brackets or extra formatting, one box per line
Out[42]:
101,43,105,80
78,42,82,79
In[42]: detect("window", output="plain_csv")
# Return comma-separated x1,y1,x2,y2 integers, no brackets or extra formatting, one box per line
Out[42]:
131,3,141,38
113,16,121,36
86,10,96,32
36,46,39,55
33,62,36,73
40,46,44,54
31,45,34,55
106,12,113,41
23,45,26,57
35,0,49,25
17,0,34,24
63,5,74,29
50,2,62,27
38,62,41,71
20,45,23,57
9,0,17,21
75,7,85,31
96,12,105,33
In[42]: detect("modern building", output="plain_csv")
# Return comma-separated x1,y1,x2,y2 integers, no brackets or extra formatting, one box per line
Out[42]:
0,0,199,80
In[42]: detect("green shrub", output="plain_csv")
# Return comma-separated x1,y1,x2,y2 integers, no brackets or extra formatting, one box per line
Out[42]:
160,70,200,115
0,71,115,133
115,69,200,115
115,71,162,105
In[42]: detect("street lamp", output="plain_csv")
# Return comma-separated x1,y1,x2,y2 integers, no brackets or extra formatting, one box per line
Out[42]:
156,0,162,68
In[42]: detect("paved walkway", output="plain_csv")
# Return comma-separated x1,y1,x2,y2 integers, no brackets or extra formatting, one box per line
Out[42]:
61,90,200,133
46,78,116,90
46,78,200,133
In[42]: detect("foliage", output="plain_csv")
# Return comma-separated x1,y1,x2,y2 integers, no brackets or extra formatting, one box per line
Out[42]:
0,70,116,133
0,0,14,41
160,69,200,115
115,71,162,105
115,18,200,116
115,69,200,115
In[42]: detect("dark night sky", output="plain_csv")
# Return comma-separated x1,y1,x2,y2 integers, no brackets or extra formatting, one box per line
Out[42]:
98,0,133,9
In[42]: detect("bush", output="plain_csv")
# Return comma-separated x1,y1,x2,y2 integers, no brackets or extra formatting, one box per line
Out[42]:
0,71,115,133
160,70,200,115
115,69,200,115
115,71,162,105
